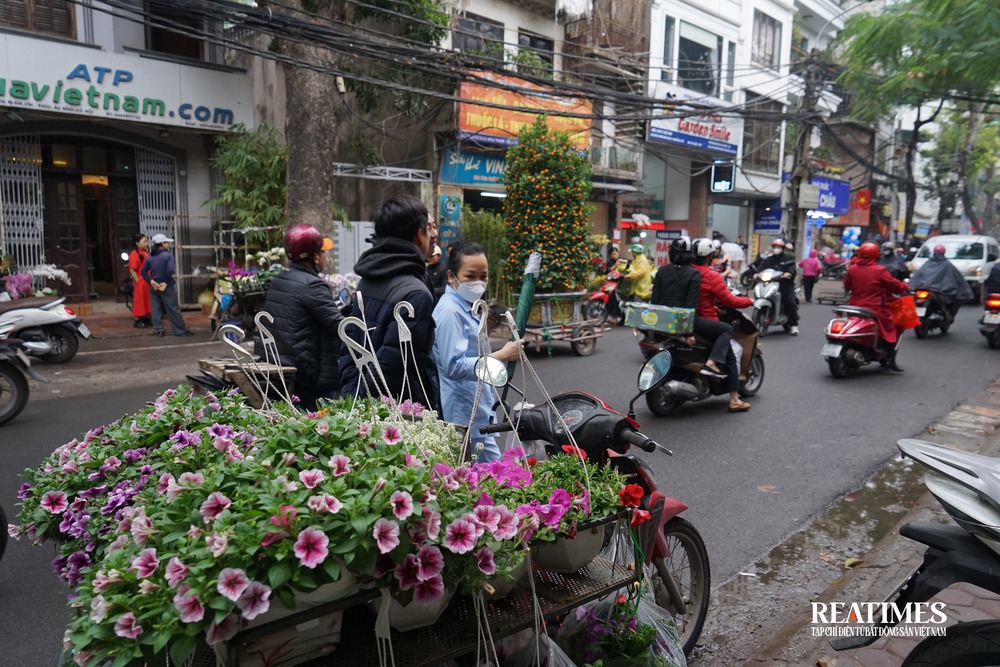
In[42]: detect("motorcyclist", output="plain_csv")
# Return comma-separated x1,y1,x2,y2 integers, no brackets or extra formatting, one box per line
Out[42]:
692,238,755,412
879,242,910,281
844,242,909,372
985,262,1000,297
753,239,800,335
651,237,700,309
909,244,974,316
625,243,653,301
711,239,732,279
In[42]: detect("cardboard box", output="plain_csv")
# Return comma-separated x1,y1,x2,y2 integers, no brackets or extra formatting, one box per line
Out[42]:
624,303,695,334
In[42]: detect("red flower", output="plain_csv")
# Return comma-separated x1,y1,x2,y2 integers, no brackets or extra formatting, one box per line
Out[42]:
619,484,644,507
630,509,651,527
561,444,587,459
526,456,538,467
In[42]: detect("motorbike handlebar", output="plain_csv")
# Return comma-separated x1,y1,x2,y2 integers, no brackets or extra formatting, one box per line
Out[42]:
479,422,514,435
621,429,658,453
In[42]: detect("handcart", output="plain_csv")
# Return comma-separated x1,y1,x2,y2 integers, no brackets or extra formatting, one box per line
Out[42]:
814,277,849,305
521,291,604,356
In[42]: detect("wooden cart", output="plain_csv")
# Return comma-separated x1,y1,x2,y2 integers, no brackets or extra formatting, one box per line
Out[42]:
197,357,296,409
522,291,605,356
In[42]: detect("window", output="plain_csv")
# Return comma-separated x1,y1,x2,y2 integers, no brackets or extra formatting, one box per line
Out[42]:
660,17,675,81
147,3,204,60
752,10,782,70
453,13,504,59
677,22,721,96
0,0,74,38
518,31,554,76
742,93,782,172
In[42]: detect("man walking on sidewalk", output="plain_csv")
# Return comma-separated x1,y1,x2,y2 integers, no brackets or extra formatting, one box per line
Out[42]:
141,234,194,337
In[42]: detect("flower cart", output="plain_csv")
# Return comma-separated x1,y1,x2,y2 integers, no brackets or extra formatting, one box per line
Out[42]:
522,291,604,357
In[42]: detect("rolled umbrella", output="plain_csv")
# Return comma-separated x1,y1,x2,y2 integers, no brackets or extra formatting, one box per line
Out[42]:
503,252,541,401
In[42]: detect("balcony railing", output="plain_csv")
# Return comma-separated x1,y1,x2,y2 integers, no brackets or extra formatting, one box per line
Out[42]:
589,145,641,177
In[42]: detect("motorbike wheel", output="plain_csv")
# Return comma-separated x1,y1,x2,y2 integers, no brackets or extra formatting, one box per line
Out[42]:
0,361,29,425
645,517,711,657
828,355,858,379
901,619,1000,667
571,325,597,357
39,326,79,363
754,308,770,337
0,502,6,564
914,323,929,339
739,352,765,397
646,385,682,417
989,331,1000,350
584,299,608,325
940,321,950,334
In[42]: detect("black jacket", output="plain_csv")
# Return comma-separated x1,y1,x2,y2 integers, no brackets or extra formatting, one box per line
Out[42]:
339,237,439,409
651,264,701,309
880,255,910,281
755,252,797,281
985,264,1000,296
262,263,344,393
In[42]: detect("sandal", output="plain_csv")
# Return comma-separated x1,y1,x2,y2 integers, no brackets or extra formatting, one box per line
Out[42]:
728,400,751,413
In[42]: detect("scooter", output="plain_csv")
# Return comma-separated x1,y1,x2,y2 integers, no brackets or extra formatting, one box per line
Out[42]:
476,352,710,656
822,305,893,378
0,296,91,363
821,256,849,280
635,309,764,417
913,288,957,338
585,265,626,324
0,337,46,425
751,268,789,336
979,292,1000,349
830,438,1000,664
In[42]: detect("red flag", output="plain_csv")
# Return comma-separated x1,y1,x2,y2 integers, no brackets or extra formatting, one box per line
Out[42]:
854,189,872,211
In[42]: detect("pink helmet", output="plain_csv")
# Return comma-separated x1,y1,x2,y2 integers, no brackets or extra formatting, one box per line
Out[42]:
284,225,333,261
933,244,946,257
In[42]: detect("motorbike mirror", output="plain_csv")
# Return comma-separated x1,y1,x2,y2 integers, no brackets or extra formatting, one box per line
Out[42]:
637,351,672,392
120,252,129,262
474,356,508,387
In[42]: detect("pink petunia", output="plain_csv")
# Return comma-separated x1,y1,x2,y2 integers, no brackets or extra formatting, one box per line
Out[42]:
358,423,372,438
40,490,69,514
373,517,401,554
113,612,143,639
328,454,351,476
89,595,110,623
394,554,421,591
443,518,478,554
475,547,496,576
165,557,189,588
206,614,240,645
390,490,414,521
492,507,518,540
415,544,444,581
404,454,424,468
200,492,232,522
93,569,123,593
307,494,343,514
236,581,271,620
473,505,501,533
131,548,159,578
217,567,251,601
179,472,205,485
461,512,487,538
316,421,329,436
382,425,403,445
423,508,442,540
413,574,445,604
173,588,205,623
130,513,155,546
157,473,175,494
293,527,330,569
298,469,325,489
205,532,228,557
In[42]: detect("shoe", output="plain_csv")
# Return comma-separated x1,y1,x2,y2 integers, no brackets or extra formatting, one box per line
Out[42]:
150,330,165,337
176,331,195,337
728,400,751,412
133,320,147,328
699,366,726,379
889,360,904,372
790,326,800,335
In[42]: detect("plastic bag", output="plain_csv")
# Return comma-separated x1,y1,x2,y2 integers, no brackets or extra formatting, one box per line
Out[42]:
503,630,576,667
890,295,921,330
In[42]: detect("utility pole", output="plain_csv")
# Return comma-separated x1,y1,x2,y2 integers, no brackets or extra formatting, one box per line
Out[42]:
787,52,824,254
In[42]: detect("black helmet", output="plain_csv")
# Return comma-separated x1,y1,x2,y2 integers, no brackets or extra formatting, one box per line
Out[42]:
671,237,692,253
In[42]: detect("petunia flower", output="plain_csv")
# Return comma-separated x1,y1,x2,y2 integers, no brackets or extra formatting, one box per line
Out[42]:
443,518,478,554
205,532,228,558
492,506,518,540
178,472,205,485
113,612,143,639
629,509,651,527
358,423,372,438
394,554,421,591
382,425,403,445
206,614,240,645
423,508,442,541
293,527,329,569
412,574,445,604
390,490,414,521
173,588,205,623
165,557,189,588
475,547,496,576
89,595,110,623
373,518,401,554
298,469,325,489
329,454,351,476
200,492,232,522
315,421,329,436
619,484,644,507
131,548,159,578
236,581,271,620
415,544,444,581
217,567,251,601
307,493,342,514
474,505,501,533
40,490,69,514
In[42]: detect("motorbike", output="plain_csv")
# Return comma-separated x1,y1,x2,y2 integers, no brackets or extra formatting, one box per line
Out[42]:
0,296,91,363
822,304,898,378
913,289,957,338
635,309,764,417
585,266,626,324
830,438,1000,664
476,352,711,656
751,268,790,336
979,292,1000,349
0,337,46,425
821,256,849,280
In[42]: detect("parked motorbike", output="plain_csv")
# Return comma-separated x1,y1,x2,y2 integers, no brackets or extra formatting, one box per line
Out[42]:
0,296,90,363
831,438,1000,664
979,293,1000,349
585,266,626,324
476,352,711,656
751,268,790,336
823,304,897,378
913,289,957,338
636,309,764,416
821,256,849,280
0,337,46,425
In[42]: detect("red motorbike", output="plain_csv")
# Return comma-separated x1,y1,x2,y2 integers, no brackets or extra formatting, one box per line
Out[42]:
477,352,710,656
821,305,892,378
585,266,625,324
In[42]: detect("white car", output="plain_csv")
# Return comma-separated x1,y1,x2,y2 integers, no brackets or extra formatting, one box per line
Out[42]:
910,234,1000,300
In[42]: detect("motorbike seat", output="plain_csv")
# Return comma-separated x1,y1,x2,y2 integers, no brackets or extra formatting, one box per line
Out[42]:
834,305,878,320
0,296,62,314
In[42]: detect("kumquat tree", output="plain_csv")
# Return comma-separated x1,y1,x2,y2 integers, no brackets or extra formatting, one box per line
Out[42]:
503,115,595,293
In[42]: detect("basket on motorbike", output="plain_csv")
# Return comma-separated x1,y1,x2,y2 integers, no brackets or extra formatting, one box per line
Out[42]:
623,303,695,335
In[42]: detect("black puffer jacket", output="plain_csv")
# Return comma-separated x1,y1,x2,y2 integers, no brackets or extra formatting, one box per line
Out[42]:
651,264,701,308
339,237,439,410
263,263,344,392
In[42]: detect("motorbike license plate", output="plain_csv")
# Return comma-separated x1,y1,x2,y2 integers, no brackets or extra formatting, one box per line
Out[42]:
821,343,842,358
915,307,926,317
985,313,1000,324
76,322,92,339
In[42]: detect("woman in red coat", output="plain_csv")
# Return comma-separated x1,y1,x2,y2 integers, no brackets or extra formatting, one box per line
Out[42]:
844,242,909,372
129,233,152,328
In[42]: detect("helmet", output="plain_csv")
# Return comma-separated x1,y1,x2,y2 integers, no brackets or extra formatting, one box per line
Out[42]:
881,241,894,250
693,238,715,257
786,242,794,252
771,239,785,248
671,237,692,253
712,239,721,250
284,224,333,261
858,242,879,260
933,244,947,257
630,244,644,255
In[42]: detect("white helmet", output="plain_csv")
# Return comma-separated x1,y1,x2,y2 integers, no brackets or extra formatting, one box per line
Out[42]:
712,239,721,250
786,242,794,251
694,238,715,257
771,239,786,248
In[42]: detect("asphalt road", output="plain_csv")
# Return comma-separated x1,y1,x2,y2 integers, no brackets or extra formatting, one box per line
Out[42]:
1,301,996,663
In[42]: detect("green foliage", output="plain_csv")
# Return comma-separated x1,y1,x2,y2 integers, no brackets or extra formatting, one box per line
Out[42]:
509,48,551,80
355,0,448,44
503,116,595,294
459,206,510,304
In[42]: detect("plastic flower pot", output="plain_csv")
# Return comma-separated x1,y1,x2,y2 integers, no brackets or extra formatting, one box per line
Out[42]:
531,524,605,574
484,550,530,600
367,590,455,632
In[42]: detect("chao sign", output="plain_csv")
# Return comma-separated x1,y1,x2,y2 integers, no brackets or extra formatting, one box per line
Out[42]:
458,70,592,149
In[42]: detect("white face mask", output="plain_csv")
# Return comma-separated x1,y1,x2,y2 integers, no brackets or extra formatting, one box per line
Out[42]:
455,280,487,303
772,247,783,255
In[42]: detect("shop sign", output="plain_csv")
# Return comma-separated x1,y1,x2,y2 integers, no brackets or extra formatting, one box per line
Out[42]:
457,70,592,149
439,144,506,186
810,176,850,215
648,81,744,158
0,33,253,130
753,199,782,233
438,195,463,249
621,194,665,220
652,229,686,266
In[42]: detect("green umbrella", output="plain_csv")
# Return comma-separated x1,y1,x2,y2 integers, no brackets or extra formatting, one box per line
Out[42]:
504,252,541,399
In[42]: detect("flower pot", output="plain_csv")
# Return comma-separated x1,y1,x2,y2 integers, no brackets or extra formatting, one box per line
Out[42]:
484,550,529,600
367,590,454,632
532,524,605,574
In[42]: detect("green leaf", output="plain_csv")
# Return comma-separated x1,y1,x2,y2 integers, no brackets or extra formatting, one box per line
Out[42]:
322,558,341,581
168,635,196,667
276,586,296,611
269,561,294,589
331,537,358,555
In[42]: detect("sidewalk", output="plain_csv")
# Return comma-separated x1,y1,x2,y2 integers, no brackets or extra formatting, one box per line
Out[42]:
749,379,1000,666
72,299,213,344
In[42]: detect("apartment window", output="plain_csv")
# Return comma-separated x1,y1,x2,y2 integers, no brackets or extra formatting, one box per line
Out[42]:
752,10,782,70
677,22,721,96
453,13,504,58
518,31,554,75
661,17,675,81
742,93,782,172
724,42,736,101
0,0,74,38
147,3,204,60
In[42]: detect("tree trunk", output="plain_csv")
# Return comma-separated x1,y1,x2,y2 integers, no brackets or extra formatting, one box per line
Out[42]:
904,102,945,231
955,106,986,229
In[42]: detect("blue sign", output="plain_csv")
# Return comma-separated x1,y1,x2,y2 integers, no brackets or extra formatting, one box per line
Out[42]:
810,176,850,215
655,229,685,242
753,198,782,233
439,144,506,187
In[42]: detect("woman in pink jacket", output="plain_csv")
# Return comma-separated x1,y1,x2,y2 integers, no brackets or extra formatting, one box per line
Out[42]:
799,249,823,303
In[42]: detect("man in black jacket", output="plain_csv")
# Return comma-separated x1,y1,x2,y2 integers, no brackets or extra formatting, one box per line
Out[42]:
754,238,799,334
263,224,344,410
339,194,439,410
